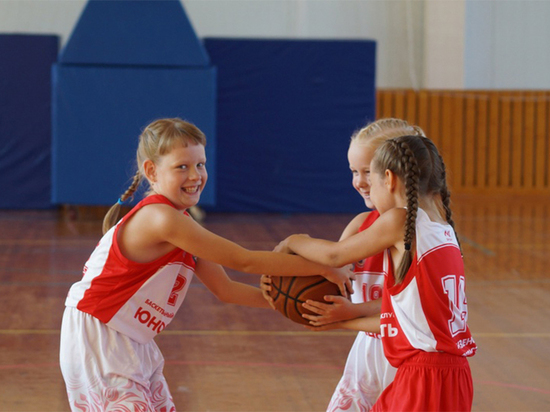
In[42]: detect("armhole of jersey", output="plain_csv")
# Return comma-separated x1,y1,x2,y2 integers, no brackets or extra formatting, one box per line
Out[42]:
358,210,380,233
111,195,186,266
383,249,391,284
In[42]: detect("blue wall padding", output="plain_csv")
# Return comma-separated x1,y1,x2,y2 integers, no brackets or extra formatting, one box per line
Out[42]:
52,0,216,207
203,38,376,213
60,0,208,67
51,65,216,205
0,34,58,209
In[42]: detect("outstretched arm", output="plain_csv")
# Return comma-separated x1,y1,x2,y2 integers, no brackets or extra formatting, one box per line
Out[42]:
305,314,381,333
302,297,381,326
279,211,382,326
299,212,376,325
275,208,406,267
136,203,353,296
195,258,271,308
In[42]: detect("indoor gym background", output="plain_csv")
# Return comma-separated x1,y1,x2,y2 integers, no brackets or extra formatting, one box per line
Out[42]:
0,1,549,411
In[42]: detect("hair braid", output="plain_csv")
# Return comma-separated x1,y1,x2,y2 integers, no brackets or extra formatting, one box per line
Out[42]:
396,140,420,283
438,153,462,252
411,125,425,136
102,171,142,234
373,134,457,283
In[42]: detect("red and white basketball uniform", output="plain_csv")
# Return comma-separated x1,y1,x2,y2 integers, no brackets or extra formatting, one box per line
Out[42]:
328,210,397,412
372,208,477,412
60,194,196,412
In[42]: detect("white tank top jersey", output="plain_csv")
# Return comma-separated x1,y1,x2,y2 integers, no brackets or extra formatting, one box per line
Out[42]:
380,208,477,367
65,195,196,344
352,210,384,339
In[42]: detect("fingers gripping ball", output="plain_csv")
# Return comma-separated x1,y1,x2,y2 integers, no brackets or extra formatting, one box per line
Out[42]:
268,275,341,325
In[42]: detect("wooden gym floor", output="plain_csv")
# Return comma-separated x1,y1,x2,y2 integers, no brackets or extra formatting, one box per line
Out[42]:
0,194,549,412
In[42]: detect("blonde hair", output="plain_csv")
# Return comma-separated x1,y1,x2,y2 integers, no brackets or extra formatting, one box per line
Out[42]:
102,118,207,234
351,118,425,151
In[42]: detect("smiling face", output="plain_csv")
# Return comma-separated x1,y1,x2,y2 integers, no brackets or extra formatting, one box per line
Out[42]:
145,142,207,210
348,139,376,209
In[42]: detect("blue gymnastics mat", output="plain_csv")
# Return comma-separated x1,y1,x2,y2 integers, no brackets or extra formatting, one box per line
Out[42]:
0,34,58,209
51,65,216,206
52,0,216,207
59,0,208,67
204,38,376,213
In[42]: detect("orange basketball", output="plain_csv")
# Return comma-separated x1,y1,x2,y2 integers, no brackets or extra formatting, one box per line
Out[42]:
268,275,341,325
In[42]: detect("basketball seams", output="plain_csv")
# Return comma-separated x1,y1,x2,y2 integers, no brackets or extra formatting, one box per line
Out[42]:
292,279,328,317
268,275,341,325
283,277,297,318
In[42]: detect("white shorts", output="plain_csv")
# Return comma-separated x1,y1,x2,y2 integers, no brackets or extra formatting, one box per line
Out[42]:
327,332,397,412
60,307,175,412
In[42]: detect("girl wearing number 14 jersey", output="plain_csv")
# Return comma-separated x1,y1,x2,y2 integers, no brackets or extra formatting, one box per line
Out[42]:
275,134,477,411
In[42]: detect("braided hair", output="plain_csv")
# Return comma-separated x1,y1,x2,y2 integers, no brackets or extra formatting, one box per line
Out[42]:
372,134,458,283
419,136,461,250
102,118,207,234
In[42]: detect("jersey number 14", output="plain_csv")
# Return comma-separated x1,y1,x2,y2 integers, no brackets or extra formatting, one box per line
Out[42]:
441,275,468,337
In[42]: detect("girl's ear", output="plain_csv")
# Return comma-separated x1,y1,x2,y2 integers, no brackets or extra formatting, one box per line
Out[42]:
385,169,398,192
143,159,157,183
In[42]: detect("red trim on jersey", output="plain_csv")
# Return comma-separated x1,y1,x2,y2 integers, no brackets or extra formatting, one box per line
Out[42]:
76,195,195,323
354,210,384,273
354,210,384,339
380,210,476,367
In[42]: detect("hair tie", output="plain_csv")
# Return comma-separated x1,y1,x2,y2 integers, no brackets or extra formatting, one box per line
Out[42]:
404,243,411,251
117,198,125,205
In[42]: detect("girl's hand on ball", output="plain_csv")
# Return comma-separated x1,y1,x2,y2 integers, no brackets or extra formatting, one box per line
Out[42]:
324,265,354,297
302,295,356,325
259,275,275,310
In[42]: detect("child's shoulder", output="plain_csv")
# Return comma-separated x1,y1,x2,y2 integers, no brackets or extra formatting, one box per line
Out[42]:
353,210,372,222
122,200,193,246
342,211,376,239
346,211,372,229
128,200,183,229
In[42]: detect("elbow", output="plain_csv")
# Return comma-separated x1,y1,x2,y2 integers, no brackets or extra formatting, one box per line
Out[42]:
211,288,232,303
229,255,258,275
325,251,349,268
217,294,233,304
219,249,258,274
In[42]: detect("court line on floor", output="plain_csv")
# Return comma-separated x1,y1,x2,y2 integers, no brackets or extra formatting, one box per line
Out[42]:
1,329,549,338
460,236,495,256
167,360,341,370
476,380,550,395
1,361,549,397
0,239,96,246
0,329,355,337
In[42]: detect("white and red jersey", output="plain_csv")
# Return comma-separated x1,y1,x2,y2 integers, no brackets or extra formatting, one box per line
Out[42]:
380,208,477,368
351,210,385,339
327,210,397,412
65,194,196,344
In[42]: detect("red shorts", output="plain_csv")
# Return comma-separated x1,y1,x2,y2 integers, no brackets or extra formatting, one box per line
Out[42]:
371,352,473,412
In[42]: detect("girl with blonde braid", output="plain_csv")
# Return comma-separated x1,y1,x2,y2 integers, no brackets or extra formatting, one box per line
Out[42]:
59,118,352,412
275,134,476,411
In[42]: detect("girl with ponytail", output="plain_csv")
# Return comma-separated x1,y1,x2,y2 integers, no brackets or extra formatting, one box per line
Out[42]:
275,134,476,412
59,118,352,411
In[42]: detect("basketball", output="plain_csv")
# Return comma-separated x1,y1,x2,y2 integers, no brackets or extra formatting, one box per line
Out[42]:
268,275,341,325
